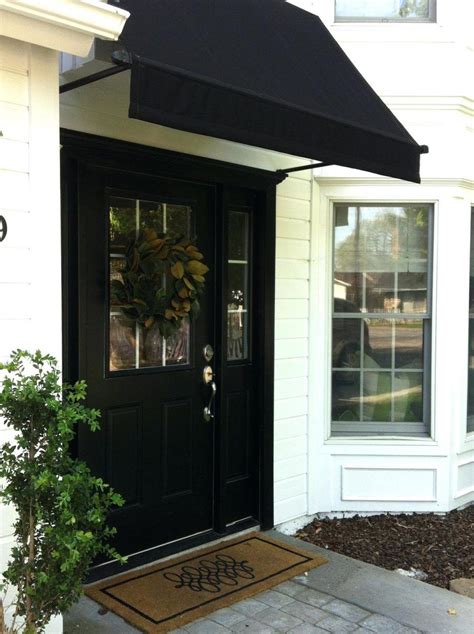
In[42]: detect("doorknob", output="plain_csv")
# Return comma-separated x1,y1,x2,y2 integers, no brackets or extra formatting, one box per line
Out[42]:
204,381,217,422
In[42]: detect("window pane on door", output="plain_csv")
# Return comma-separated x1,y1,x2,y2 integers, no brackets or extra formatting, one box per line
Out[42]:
227,210,250,361
108,196,192,372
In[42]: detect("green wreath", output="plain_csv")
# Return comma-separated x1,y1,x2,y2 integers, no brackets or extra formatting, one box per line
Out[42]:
110,228,209,338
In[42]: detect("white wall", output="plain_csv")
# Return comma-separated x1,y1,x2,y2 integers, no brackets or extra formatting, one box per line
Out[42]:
299,0,474,516
0,35,62,631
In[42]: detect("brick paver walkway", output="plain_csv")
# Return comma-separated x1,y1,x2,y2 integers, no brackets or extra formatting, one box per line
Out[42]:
65,533,474,633
169,578,420,634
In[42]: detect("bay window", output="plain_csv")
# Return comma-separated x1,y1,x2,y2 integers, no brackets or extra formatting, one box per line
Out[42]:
332,204,432,436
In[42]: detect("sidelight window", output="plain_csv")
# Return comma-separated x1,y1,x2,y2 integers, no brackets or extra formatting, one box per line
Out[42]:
227,210,251,361
331,204,432,436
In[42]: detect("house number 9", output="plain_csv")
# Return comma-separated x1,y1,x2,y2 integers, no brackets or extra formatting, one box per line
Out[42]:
0,216,7,242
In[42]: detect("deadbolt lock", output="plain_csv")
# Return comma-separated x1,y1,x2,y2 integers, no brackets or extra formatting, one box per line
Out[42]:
203,365,214,384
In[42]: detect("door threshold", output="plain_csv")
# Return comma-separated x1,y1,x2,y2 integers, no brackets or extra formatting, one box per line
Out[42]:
86,517,260,583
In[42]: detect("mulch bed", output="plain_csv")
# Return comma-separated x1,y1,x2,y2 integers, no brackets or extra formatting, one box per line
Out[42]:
296,506,474,589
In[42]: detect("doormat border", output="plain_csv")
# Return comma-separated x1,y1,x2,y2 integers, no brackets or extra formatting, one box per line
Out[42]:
85,532,327,632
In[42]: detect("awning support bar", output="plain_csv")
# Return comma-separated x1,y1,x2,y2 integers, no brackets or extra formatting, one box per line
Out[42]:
277,162,332,175
59,63,131,94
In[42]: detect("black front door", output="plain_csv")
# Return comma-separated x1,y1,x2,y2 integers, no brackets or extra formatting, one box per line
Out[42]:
62,135,277,563
78,167,218,555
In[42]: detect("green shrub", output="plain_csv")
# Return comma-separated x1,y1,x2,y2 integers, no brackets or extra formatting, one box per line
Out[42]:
0,350,124,633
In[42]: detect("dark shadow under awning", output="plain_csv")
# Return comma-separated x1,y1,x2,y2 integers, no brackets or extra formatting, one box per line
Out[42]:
110,0,426,183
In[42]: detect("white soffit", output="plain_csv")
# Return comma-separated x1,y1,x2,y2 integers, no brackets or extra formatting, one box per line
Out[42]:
0,0,129,56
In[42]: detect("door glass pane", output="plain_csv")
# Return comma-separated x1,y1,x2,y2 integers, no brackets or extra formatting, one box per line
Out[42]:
227,211,250,360
108,196,192,372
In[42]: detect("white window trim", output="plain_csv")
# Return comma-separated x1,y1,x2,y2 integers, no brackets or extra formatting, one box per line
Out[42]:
331,202,433,437
308,189,441,445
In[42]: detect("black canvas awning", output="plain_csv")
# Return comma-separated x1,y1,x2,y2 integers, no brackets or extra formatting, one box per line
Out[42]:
97,1,428,182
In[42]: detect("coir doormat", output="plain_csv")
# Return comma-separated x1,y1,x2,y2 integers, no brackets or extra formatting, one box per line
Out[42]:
86,532,327,632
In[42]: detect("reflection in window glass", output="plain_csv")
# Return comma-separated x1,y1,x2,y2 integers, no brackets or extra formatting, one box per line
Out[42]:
332,204,432,435
335,0,434,21
227,211,250,360
467,209,474,433
108,196,191,372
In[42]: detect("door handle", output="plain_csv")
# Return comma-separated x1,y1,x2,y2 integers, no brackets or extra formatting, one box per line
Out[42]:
204,380,216,422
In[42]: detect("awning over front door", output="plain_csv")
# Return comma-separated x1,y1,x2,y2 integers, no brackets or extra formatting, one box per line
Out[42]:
103,0,428,182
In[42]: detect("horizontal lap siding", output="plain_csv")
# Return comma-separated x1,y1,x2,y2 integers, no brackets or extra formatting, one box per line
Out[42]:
0,41,61,572
0,37,32,562
0,41,31,369
274,174,311,524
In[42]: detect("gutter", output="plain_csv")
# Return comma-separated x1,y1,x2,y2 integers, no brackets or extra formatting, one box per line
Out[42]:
0,0,130,56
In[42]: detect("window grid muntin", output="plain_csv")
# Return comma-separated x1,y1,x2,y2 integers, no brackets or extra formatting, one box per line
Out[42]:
331,203,433,436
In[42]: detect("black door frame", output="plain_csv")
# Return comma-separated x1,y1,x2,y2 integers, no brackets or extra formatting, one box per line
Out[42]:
60,130,283,577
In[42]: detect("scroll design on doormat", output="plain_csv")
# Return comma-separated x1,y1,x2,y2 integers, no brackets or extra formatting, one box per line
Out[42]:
163,554,255,593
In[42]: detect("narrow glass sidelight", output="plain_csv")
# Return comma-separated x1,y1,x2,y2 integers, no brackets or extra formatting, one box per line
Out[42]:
227,210,250,361
108,196,192,372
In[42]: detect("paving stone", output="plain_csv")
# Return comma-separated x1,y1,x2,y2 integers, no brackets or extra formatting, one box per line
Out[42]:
209,607,246,627
449,577,474,599
317,615,359,632
184,618,230,633
63,596,137,633
281,601,327,624
232,598,269,617
321,599,371,623
256,606,303,630
258,590,296,608
288,624,330,633
359,614,420,634
230,616,276,633
274,581,306,598
295,588,332,608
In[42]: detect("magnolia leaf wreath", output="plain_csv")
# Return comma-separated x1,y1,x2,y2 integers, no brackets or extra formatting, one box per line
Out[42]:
110,228,209,339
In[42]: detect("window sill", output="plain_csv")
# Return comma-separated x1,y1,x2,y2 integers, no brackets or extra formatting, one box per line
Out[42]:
325,435,436,446
327,22,451,44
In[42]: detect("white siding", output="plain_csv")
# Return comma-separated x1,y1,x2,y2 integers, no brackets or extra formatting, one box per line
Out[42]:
0,36,62,632
302,0,474,517
274,175,312,524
